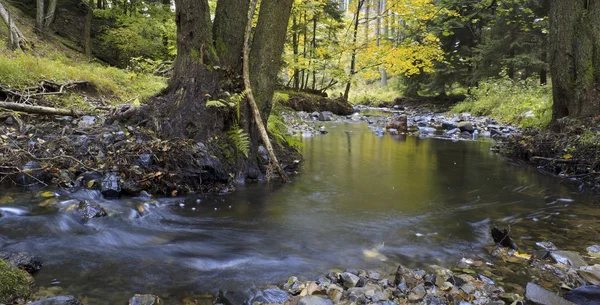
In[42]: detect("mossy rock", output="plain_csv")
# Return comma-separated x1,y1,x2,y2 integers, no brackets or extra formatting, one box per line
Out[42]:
0,259,32,303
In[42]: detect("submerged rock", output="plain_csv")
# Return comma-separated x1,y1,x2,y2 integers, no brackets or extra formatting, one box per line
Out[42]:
0,251,43,274
386,115,408,132
298,295,334,305
128,294,163,305
217,287,288,305
76,201,108,220
564,285,600,305
587,245,600,258
579,265,600,285
29,296,84,305
526,282,576,305
550,251,588,268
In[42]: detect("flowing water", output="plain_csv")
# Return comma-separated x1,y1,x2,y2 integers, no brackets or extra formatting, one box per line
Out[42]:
1,121,599,304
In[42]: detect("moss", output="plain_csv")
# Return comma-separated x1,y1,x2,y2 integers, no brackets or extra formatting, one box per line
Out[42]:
0,260,32,304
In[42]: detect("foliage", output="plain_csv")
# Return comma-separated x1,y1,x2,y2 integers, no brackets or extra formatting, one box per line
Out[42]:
94,2,176,67
0,260,31,304
0,50,166,102
267,111,302,150
206,90,251,158
451,75,551,128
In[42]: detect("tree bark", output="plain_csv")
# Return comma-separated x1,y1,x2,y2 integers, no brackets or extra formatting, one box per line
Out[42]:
343,0,364,101
36,0,44,33
376,0,386,87
44,0,57,29
84,0,94,61
292,13,299,90
0,1,25,50
213,0,250,72
549,0,600,125
0,102,83,116
243,0,288,183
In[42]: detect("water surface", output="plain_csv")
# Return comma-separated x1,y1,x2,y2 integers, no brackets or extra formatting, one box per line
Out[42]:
0,121,598,304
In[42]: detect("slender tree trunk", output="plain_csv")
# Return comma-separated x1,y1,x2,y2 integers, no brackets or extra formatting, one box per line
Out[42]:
292,13,299,90
343,0,364,101
44,0,57,29
84,0,94,61
243,0,288,183
376,0,386,87
311,13,317,90
540,50,547,86
301,12,308,90
364,0,370,44
0,1,25,50
36,0,44,33
549,0,600,125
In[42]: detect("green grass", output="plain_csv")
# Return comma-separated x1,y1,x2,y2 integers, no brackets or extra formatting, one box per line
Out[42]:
0,50,166,103
451,77,552,128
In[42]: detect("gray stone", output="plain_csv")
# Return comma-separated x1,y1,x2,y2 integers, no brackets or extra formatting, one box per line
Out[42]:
588,245,600,258
139,154,152,167
579,265,600,285
18,160,44,186
318,111,334,121
526,282,577,305
446,128,460,135
77,116,96,128
298,295,333,305
101,172,121,199
128,294,162,305
199,155,228,182
341,272,360,288
461,282,476,294
77,201,108,220
458,122,474,133
28,296,83,305
419,127,436,134
0,251,42,274
4,116,14,125
550,251,588,267
408,285,426,302
442,121,458,129
536,241,558,251
258,145,268,161
564,285,600,305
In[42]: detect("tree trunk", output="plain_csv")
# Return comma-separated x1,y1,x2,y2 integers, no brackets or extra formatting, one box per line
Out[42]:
84,0,93,61
364,0,370,44
0,1,25,50
292,13,299,90
213,0,250,72
44,0,57,29
376,0,386,87
36,0,44,33
549,0,600,125
243,0,288,183
343,0,364,101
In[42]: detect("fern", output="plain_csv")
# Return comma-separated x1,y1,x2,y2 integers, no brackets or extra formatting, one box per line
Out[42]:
206,99,233,108
227,128,250,158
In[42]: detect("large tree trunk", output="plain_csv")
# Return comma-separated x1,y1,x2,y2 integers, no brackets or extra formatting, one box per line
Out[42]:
43,0,57,29
549,0,600,126
213,0,250,72
84,0,93,60
36,0,44,33
0,1,25,50
343,0,364,101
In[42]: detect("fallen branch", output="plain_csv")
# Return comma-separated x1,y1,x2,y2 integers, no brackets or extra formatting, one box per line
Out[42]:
0,101,84,116
243,0,289,183
531,156,583,164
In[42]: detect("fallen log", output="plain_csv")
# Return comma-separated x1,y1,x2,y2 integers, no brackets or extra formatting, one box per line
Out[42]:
0,101,83,116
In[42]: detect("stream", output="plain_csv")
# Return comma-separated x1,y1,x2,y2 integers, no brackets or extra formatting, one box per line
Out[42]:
1,121,599,304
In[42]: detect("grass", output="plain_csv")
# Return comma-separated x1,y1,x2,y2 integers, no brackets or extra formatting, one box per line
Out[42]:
330,77,401,105
0,49,166,103
451,77,552,128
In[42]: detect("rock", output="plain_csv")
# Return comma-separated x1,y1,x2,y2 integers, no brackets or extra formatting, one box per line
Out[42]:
526,282,577,305
408,285,426,302
101,133,114,146
199,155,228,183
564,285,600,305
311,111,320,118
536,241,558,251
77,116,96,128
579,265,600,285
139,153,152,167
393,105,405,110
395,265,421,289
318,111,334,121
550,251,588,268
386,115,408,132
588,245,600,258
388,128,398,135
458,122,474,133
461,282,476,294
446,128,460,135
442,120,458,129
491,226,518,249
258,145,269,160
258,288,290,304
419,127,436,135
28,296,83,305
298,295,333,305
0,251,42,274
17,160,45,186
77,200,108,220
100,172,121,199
128,294,162,305
328,288,343,303
0,259,32,304
340,272,360,288
218,289,260,305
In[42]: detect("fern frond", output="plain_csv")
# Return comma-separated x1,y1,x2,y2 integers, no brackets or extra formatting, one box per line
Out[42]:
228,128,250,158
206,99,229,107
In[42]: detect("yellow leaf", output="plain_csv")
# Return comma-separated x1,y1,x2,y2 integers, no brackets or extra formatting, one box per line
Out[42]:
514,251,532,260
563,154,572,160
0,196,14,205
171,190,178,197
39,191,55,198
87,180,96,188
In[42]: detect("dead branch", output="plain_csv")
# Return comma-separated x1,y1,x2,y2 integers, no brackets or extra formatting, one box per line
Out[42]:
0,101,84,116
531,156,583,164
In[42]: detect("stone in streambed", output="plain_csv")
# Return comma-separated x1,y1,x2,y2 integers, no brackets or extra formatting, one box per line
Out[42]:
100,172,121,199
29,296,84,305
128,294,162,305
76,200,107,220
588,245,600,258
579,265,600,285
340,272,360,288
298,295,333,305
550,251,588,268
408,285,426,302
564,285,600,305
526,282,576,305
458,122,474,133
318,111,334,121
